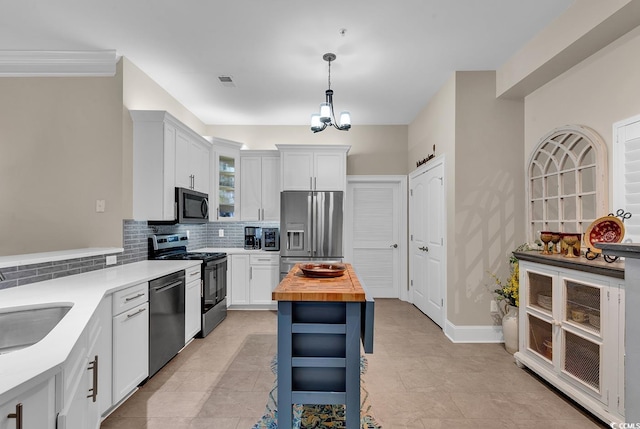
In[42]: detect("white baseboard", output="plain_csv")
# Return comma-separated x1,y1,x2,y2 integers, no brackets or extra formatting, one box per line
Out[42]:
443,320,504,343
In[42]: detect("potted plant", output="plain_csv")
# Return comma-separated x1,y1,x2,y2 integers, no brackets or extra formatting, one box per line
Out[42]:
490,243,534,354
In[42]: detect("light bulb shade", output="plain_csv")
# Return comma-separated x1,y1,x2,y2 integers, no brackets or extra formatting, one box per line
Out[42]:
319,103,331,123
339,111,351,127
310,114,322,131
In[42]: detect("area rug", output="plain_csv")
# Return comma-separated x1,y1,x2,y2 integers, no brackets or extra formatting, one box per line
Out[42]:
252,355,382,429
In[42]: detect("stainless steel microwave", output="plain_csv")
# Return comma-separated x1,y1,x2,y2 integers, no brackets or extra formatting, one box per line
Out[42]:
176,187,209,224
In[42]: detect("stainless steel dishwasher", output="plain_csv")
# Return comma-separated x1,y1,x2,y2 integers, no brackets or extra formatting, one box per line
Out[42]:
148,270,185,377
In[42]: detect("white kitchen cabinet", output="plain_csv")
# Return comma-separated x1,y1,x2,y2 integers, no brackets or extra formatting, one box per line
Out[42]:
240,151,280,221
229,254,250,306
112,283,149,405
0,377,56,429
185,265,202,343
211,138,243,221
516,259,625,424
57,296,111,429
131,110,212,221
249,254,279,306
276,144,350,191
229,253,278,308
175,130,210,193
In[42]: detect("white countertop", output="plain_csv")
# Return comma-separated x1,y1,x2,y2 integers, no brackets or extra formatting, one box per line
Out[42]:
0,259,200,402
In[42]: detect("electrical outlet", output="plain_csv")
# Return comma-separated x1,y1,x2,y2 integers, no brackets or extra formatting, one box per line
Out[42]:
218,229,224,237
106,255,117,265
490,300,499,313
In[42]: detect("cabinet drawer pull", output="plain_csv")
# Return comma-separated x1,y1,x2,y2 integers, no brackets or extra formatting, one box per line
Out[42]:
189,271,200,278
126,308,146,319
7,403,22,429
125,293,145,302
87,355,98,402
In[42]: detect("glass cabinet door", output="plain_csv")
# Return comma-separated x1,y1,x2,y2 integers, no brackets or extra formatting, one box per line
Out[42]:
528,271,553,314
524,270,554,362
564,280,601,335
561,278,604,398
217,155,237,219
528,315,553,361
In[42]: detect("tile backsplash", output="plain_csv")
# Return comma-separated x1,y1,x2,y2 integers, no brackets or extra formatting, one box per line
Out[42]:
0,219,279,290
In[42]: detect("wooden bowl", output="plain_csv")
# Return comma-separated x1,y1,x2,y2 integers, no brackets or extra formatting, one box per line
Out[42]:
299,263,346,278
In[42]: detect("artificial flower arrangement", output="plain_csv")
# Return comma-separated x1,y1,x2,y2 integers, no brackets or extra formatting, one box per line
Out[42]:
490,243,539,309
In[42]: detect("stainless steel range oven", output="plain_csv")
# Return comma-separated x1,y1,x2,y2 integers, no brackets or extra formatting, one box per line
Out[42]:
150,233,227,337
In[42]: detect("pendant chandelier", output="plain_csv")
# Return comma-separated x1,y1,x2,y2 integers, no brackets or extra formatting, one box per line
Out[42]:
310,53,351,133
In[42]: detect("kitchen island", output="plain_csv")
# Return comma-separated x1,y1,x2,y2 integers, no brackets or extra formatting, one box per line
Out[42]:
273,263,374,428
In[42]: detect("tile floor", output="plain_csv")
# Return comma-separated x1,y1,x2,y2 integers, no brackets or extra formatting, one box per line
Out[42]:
101,299,607,428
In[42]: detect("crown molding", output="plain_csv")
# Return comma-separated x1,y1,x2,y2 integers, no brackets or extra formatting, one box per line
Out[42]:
0,50,118,76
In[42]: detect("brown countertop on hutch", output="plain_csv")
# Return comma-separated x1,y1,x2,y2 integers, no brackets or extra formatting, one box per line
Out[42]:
272,263,365,302
513,250,624,280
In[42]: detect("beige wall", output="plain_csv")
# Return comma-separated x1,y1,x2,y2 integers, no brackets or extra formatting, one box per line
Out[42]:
408,71,525,327
0,62,124,256
525,25,640,210
452,71,525,326
207,124,408,176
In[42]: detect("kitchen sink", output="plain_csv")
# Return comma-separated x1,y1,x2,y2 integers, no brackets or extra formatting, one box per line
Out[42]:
0,304,72,354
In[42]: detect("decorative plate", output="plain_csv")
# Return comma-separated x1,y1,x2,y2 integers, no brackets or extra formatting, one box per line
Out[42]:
299,263,346,278
584,215,625,254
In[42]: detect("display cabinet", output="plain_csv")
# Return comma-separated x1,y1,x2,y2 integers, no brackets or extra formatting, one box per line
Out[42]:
211,138,243,221
516,257,624,424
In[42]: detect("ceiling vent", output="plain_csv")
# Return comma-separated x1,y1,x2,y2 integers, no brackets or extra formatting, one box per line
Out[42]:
218,75,236,88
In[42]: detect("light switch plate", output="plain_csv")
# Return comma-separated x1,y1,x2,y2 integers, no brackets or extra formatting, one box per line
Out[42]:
96,199,106,212
218,229,224,237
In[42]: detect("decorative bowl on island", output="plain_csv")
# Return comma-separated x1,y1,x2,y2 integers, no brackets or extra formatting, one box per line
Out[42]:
299,263,347,278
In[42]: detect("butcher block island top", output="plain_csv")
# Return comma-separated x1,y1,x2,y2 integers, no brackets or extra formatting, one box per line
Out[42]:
273,263,365,302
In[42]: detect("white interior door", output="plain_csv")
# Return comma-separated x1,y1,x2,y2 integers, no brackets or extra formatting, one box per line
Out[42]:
409,158,445,327
345,176,407,298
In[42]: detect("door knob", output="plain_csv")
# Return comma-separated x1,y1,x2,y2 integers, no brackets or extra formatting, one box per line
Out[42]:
390,244,398,248
418,246,429,252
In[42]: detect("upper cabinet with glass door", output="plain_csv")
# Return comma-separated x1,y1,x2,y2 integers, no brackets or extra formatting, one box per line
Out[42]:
210,138,243,221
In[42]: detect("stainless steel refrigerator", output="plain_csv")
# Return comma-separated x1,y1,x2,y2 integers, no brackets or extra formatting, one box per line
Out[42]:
279,190,343,279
